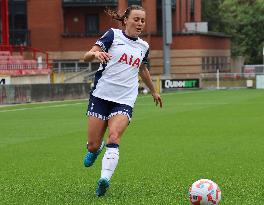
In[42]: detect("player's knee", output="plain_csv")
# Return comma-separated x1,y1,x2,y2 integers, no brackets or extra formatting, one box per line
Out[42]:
87,141,100,152
108,130,120,144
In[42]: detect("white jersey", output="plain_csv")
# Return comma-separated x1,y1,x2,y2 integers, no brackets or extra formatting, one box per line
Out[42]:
91,28,149,107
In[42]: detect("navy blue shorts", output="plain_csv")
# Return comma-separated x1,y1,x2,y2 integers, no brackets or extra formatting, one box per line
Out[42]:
86,95,133,121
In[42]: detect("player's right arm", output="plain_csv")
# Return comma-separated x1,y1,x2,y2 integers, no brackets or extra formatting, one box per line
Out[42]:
84,45,112,64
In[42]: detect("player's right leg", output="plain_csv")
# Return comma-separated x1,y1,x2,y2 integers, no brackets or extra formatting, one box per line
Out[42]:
84,95,108,167
83,116,107,167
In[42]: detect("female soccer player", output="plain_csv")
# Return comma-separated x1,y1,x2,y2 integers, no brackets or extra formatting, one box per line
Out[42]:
83,5,162,197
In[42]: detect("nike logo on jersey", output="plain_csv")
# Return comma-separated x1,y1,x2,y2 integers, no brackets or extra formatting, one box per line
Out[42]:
118,53,141,68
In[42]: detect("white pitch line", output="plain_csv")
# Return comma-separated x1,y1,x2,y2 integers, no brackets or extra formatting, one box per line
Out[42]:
0,102,86,113
137,89,215,99
0,98,88,107
135,102,229,106
0,90,214,113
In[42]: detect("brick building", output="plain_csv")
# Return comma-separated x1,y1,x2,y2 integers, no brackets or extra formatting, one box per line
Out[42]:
5,0,231,77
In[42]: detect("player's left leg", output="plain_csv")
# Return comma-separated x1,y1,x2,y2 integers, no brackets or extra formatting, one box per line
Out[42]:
96,114,130,197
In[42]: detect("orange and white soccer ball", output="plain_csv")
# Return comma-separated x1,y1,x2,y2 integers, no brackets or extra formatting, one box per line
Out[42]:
189,179,221,205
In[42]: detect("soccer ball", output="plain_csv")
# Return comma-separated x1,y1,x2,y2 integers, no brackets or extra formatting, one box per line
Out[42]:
189,179,221,205
142,88,148,95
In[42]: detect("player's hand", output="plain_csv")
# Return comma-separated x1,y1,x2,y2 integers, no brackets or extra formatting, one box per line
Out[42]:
94,51,112,64
152,92,162,108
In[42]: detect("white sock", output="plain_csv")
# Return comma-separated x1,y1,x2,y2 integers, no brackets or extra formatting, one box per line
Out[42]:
101,147,119,181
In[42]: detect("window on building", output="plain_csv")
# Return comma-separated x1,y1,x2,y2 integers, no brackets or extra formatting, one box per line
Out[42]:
202,57,206,71
156,9,162,33
190,0,195,21
85,14,99,34
14,14,27,29
8,0,29,45
206,57,210,71
211,57,215,70
128,0,141,6
202,56,230,72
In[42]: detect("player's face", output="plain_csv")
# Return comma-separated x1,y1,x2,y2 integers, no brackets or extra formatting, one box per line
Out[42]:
124,9,146,37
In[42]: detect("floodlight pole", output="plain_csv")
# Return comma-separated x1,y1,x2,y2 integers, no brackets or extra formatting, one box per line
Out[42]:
162,0,172,77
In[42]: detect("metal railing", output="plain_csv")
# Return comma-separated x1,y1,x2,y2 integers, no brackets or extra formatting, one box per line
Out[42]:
201,72,264,79
52,61,99,73
51,61,99,83
0,63,49,70
64,68,92,83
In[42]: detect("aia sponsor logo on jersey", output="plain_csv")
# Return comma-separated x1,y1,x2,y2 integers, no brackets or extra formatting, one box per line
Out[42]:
118,53,141,68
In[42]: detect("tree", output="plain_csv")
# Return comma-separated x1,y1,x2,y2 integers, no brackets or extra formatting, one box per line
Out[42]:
202,0,264,64
202,0,225,32
220,0,264,64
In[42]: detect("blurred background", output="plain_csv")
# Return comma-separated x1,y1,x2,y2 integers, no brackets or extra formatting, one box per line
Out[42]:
0,0,264,104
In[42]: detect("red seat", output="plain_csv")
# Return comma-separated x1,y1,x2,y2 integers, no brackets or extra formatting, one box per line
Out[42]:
0,51,11,56
10,55,23,60
0,55,9,60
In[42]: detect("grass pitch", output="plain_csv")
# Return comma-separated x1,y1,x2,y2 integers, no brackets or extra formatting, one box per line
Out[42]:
0,89,264,204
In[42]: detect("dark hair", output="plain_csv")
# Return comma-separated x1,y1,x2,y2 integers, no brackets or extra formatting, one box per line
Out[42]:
105,5,145,26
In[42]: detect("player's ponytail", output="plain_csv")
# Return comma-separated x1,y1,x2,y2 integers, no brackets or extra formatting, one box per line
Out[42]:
105,5,145,26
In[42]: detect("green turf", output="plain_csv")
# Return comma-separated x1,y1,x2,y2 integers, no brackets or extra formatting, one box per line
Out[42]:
0,89,264,204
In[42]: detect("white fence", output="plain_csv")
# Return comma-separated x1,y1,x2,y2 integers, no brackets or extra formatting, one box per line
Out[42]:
201,72,264,89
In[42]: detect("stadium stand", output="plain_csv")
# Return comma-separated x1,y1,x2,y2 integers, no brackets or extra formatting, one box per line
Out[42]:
0,45,52,76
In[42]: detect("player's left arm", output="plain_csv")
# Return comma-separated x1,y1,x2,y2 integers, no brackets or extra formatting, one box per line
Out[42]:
139,64,162,108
